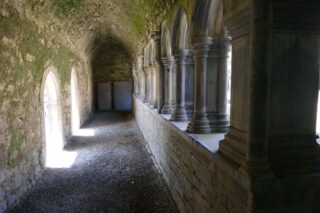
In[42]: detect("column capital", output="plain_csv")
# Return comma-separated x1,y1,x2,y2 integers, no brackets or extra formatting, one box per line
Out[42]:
161,56,174,68
208,36,232,57
151,31,161,41
173,49,194,65
192,36,214,57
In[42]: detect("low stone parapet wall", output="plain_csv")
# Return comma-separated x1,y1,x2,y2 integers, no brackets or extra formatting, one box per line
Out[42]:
134,97,320,212
134,98,250,213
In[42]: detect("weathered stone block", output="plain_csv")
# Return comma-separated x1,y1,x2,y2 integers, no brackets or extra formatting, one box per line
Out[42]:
194,189,212,213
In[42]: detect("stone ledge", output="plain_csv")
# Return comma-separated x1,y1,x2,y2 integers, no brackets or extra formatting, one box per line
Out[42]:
134,97,320,212
136,98,224,154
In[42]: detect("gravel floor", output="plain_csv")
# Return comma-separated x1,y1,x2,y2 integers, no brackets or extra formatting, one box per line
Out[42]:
8,112,179,213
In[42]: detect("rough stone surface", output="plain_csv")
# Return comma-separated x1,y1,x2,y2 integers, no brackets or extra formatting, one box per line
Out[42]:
0,4,93,212
134,98,320,213
134,99,233,213
0,1,185,211
7,112,178,213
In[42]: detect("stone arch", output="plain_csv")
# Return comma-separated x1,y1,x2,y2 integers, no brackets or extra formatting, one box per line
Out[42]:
170,6,195,121
161,22,172,58
40,66,64,167
191,0,224,38
172,7,191,51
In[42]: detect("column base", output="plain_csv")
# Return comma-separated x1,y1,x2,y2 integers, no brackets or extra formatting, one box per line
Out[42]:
207,113,229,133
148,100,156,108
170,106,189,122
138,96,145,101
186,104,194,120
218,127,247,163
161,104,173,114
239,159,274,180
153,100,158,109
187,113,211,134
267,136,320,176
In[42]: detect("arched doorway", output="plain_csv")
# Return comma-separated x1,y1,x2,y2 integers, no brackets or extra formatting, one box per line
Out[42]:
42,70,64,167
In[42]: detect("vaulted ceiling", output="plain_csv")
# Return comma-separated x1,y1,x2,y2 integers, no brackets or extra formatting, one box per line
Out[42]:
4,0,179,60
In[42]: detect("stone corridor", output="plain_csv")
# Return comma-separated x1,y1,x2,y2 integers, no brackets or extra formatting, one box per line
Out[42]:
2,1,320,212
7,113,178,213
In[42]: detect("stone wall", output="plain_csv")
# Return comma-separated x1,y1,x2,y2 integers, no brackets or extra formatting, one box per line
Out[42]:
0,4,93,212
134,98,249,212
92,39,132,84
134,98,320,212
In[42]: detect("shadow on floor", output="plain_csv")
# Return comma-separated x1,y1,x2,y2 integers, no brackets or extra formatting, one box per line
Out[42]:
8,112,178,213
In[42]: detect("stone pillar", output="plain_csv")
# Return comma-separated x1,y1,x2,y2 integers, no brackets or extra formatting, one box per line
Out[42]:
148,67,156,108
161,57,174,114
144,66,151,103
152,68,158,108
207,36,231,133
132,64,138,97
219,0,320,177
187,37,212,133
134,75,138,97
185,55,194,120
151,32,163,112
137,55,145,101
149,67,154,106
187,36,231,133
171,49,193,121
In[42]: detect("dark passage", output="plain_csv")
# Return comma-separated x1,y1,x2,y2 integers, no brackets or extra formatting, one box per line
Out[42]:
8,113,178,213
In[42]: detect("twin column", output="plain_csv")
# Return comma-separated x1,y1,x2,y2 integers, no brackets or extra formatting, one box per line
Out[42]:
142,34,231,134
170,49,194,121
187,36,231,133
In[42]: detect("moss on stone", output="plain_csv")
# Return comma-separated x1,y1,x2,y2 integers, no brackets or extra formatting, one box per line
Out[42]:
52,0,84,18
0,4,74,170
7,131,26,168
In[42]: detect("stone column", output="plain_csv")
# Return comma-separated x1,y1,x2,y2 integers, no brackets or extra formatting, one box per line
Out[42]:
206,36,231,133
134,75,138,97
185,55,194,120
144,66,151,103
187,37,212,133
148,67,155,108
152,68,158,109
151,32,163,112
171,49,193,121
187,36,231,133
137,55,145,101
161,57,174,114
132,64,138,97
219,1,320,177
149,67,153,105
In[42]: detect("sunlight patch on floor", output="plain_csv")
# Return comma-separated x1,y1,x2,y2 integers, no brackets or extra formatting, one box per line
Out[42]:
46,150,78,169
73,128,96,137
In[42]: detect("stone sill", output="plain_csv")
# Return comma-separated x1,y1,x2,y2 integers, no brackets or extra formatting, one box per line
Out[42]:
139,101,225,155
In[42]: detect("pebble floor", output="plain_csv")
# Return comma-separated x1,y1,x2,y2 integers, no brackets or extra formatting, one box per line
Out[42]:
8,112,179,213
